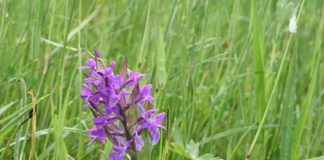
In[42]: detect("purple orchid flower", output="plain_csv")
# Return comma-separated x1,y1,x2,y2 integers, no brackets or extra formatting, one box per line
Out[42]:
80,51,166,160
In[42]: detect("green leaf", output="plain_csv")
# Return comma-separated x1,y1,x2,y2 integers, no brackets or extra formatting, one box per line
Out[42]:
156,28,168,87
170,142,192,159
186,140,199,159
171,120,184,146
0,101,17,116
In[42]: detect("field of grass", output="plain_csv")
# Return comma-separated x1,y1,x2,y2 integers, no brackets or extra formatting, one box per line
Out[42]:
0,0,323,159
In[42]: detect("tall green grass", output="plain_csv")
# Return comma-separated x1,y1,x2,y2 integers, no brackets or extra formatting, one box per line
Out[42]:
0,0,323,159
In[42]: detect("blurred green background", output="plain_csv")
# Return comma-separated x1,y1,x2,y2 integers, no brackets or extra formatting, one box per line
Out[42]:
0,0,323,159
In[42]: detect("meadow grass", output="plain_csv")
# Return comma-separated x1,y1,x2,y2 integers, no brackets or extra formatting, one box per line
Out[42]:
0,0,323,159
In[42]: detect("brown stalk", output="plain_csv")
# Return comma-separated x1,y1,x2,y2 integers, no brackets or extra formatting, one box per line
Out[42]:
28,90,36,160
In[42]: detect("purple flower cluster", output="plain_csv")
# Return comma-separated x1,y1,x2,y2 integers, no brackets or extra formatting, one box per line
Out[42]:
80,51,166,160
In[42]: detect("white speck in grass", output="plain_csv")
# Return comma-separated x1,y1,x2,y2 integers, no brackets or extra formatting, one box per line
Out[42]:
296,105,300,119
289,14,297,33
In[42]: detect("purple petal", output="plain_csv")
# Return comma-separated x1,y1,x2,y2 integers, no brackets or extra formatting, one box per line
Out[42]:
141,84,152,95
134,132,144,151
80,85,92,98
104,102,120,115
128,70,145,83
97,68,113,78
87,127,106,143
143,109,158,118
112,136,127,146
84,77,102,86
87,59,96,69
119,91,131,98
93,116,118,126
155,112,166,125
109,152,124,160
112,139,132,153
110,61,116,69
113,145,126,153
149,128,160,145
